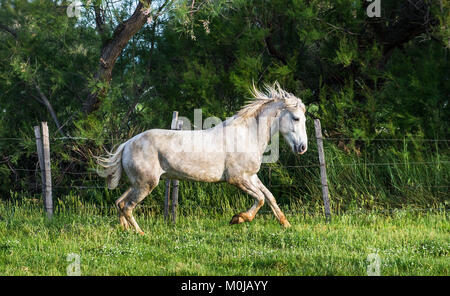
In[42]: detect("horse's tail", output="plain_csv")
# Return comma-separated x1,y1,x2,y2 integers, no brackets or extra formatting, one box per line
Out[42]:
96,141,128,189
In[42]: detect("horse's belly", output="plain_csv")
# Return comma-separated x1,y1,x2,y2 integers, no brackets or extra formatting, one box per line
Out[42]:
161,152,226,182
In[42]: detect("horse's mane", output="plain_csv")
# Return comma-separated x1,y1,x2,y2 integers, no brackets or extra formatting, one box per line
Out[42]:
235,82,305,122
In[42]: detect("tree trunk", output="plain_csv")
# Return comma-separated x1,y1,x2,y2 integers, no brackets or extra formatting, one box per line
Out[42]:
82,0,152,114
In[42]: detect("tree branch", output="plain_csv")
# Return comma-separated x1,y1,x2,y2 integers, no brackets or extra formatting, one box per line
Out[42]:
265,33,287,65
94,4,106,37
33,80,65,136
0,22,17,38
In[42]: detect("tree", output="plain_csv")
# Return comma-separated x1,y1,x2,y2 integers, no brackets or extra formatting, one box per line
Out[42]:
83,0,173,114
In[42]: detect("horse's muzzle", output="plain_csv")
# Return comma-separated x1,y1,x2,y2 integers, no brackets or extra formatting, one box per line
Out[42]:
295,143,307,155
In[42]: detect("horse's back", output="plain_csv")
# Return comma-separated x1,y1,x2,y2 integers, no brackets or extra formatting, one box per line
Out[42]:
123,129,227,183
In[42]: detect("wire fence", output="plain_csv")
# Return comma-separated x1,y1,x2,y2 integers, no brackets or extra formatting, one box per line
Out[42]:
0,135,449,215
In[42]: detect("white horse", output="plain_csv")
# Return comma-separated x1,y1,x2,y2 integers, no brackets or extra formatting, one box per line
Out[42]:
97,83,308,234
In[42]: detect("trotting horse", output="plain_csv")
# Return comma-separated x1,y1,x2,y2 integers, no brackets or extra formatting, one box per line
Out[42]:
97,83,308,234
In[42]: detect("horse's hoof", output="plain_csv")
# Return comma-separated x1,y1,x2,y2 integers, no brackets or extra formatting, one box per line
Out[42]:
229,214,245,225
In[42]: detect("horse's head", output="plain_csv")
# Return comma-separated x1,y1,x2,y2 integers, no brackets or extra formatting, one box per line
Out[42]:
238,82,308,155
278,96,308,155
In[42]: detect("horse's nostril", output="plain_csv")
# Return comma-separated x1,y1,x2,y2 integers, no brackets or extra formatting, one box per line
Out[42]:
295,144,307,154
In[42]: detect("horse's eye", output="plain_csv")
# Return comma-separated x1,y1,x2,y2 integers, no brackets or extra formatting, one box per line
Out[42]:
292,116,300,121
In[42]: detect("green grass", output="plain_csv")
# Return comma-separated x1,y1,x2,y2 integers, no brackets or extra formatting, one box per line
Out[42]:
0,201,448,276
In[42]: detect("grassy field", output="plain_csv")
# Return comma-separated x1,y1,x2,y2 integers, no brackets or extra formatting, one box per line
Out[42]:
0,202,448,276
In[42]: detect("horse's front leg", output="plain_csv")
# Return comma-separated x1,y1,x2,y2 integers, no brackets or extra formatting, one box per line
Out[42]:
256,178,291,228
229,175,265,225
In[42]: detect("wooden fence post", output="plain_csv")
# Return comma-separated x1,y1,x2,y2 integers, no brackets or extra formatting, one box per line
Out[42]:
35,122,53,218
314,119,331,222
164,111,178,222
164,180,171,221
171,120,183,223
34,126,46,206
42,122,53,218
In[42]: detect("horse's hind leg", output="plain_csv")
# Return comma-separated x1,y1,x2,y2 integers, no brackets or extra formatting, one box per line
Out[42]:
123,180,158,235
115,188,132,229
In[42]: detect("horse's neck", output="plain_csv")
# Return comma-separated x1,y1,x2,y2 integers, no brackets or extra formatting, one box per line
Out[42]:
253,101,283,155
